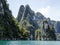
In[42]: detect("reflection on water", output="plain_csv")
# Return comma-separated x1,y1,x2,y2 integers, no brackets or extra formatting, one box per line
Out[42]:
0,41,60,45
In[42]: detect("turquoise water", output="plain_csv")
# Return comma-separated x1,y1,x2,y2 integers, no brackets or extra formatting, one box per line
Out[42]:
0,41,60,45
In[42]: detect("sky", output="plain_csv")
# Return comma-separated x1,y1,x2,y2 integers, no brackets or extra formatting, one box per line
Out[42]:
7,0,60,21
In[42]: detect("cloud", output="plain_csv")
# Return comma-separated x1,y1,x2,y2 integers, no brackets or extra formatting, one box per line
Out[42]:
37,6,51,16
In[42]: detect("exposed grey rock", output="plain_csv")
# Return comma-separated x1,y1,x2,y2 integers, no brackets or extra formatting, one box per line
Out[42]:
17,5,59,40
17,5,25,22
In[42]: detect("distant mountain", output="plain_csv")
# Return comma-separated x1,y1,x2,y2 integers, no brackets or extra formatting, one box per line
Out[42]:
17,5,39,40
55,21,60,33
17,5,57,40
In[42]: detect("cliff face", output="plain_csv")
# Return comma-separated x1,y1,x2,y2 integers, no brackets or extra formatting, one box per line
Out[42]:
17,5,39,40
17,5,25,22
17,5,57,40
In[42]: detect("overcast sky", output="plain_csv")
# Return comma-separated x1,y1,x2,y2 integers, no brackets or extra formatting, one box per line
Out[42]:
7,0,60,21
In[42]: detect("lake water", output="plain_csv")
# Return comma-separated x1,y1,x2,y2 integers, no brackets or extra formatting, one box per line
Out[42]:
0,41,60,45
